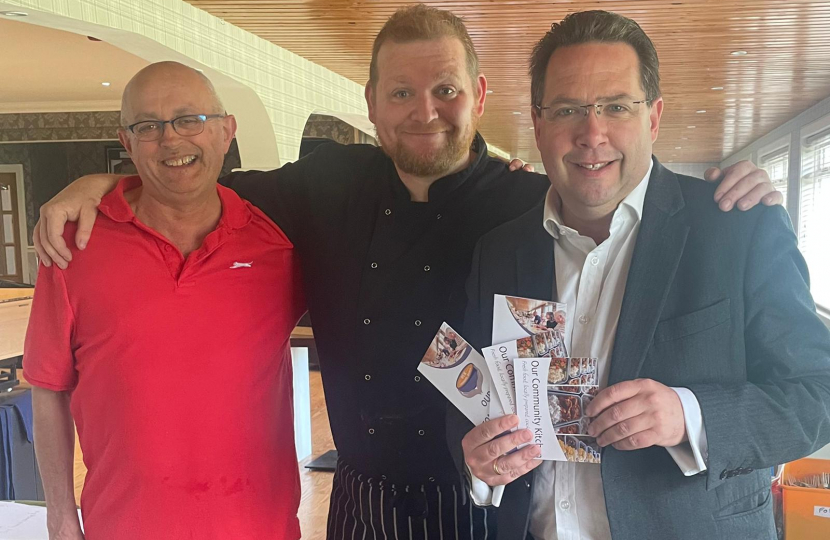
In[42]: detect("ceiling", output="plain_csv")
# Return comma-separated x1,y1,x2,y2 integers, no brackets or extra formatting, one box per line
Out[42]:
185,0,830,164
0,17,148,113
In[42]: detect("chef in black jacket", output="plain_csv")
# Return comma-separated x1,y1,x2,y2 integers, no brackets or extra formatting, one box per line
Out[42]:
33,6,781,540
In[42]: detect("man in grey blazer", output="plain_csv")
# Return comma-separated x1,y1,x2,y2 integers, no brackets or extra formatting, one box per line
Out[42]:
452,10,830,540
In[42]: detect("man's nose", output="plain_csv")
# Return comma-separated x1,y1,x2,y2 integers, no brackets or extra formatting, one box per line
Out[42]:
410,93,439,124
574,107,608,149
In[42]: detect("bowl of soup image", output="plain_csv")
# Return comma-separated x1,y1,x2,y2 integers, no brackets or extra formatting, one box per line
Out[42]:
456,363,483,398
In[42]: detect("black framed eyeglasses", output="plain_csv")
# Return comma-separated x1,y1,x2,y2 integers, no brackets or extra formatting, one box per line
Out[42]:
125,114,225,141
534,99,651,125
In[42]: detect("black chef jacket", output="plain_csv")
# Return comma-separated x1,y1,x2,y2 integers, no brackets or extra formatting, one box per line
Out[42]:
221,133,548,485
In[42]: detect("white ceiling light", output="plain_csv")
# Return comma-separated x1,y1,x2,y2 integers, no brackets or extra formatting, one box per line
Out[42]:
101,82,111,87
731,50,748,56
675,146,682,150
696,110,706,114
687,125,696,129
512,111,522,115
486,90,494,94
711,86,724,90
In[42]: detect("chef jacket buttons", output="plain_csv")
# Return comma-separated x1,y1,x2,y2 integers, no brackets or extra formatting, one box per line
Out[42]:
414,375,421,382
428,477,435,482
415,320,422,326
369,428,375,435
423,265,431,272
364,319,371,325
385,209,392,216
381,475,387,480
365,374,371,381
436,214,442,220
371,262,378,269
418,429,425,436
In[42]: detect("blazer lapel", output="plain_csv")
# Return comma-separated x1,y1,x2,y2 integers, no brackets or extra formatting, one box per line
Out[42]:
515,203,557,302
608,160,690,386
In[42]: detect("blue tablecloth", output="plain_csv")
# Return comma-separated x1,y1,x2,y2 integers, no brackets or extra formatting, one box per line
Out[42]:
0,389,39,500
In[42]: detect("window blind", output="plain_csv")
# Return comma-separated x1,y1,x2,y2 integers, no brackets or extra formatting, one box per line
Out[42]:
799,127,830,310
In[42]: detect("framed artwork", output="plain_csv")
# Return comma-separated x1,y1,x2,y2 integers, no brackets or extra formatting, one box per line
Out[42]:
106,146,137,175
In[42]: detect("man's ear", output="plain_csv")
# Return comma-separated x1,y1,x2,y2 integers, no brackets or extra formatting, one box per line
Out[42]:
117,128,133,155
365,83,376,125
473,74,487,117
222,114,238,153
649,97,664,143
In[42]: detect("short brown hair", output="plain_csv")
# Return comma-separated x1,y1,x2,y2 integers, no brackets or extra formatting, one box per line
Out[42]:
369,4,479,89
529,10,661,107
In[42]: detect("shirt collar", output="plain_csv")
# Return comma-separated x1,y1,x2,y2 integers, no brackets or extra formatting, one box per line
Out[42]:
543,157,654,239
388,132,489,202
99,175,252,231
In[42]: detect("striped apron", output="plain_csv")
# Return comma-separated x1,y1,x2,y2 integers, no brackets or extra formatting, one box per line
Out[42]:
326,460,496,540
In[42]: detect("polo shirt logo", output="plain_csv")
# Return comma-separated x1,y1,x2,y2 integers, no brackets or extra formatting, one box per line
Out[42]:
230,261,253,269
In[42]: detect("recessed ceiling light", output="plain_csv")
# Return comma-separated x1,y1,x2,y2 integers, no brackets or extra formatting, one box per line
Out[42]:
711,86,724,90
512,111,522,115
731,50,748,56
486,90,494,94
696,110,706,114
675,146,682,150
687,125,696,129
528,127,535,130
101,82,111,87
0,11,28,17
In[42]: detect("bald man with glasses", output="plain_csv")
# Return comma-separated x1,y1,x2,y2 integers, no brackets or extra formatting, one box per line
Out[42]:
24,62,305,540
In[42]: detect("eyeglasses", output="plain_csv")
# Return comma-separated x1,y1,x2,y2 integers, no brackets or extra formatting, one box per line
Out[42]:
534,99,651,125
125,114,225,142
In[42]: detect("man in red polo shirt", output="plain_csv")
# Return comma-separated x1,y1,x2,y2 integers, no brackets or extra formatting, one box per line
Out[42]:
23,62,305,540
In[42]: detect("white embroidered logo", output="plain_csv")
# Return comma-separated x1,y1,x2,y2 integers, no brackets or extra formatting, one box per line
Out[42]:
230,261,253,269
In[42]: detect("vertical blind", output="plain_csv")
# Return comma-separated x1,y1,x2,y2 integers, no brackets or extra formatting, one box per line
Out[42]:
759,146,789,205
800,126,830,310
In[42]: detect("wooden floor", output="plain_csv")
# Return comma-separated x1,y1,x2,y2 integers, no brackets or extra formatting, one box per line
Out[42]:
21,370,336,539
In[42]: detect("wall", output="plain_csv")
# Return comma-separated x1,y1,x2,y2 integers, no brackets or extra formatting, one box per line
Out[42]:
0,0,369,168
721,94,830,230
664,162,718,178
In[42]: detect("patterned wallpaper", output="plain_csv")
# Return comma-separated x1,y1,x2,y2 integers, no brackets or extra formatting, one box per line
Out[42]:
303,114,377,146
0,112,121,142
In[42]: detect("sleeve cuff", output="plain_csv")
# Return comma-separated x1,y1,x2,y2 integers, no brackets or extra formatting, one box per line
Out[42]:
666,387,709,476
466,465,505,507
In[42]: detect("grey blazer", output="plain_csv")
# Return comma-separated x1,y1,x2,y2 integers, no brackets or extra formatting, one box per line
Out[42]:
448,159,830,540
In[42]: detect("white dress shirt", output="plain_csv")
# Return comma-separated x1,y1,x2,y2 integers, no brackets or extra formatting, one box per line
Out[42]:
470,160,709,540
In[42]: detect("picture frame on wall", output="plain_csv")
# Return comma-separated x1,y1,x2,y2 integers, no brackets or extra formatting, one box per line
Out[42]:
106,146,137,175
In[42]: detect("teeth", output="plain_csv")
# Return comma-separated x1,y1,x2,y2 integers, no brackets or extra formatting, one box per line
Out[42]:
164,155,196,167
579,162,609,171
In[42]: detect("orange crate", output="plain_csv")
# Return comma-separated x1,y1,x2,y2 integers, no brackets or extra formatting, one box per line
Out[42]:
782,458,830,539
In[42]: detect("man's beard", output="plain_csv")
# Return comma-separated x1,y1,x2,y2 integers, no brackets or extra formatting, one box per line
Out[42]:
380,113,480,178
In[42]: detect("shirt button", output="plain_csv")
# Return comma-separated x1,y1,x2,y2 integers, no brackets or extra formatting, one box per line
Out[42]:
418,429,425,436
364,319,371,325
368,428,375,435
414,320,422,327
559,500,571,510
385,209,392,216
371,262,378,269
414,375,421,382
428,477,435,482
365,374,371,381
591,256,599,266
424,265,431,272
579,315,590,324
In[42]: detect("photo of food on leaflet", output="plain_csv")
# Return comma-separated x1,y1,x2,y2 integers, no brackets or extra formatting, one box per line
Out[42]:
417,322,505,425
419,295,602,464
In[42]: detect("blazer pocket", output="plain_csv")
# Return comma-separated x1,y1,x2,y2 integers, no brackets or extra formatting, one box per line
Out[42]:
654,298,731,344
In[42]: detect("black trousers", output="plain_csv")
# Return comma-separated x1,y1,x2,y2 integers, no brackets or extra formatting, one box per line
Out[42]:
326,459,496,540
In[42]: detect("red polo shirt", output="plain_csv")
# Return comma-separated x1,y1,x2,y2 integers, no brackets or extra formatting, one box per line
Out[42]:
24,176,305,540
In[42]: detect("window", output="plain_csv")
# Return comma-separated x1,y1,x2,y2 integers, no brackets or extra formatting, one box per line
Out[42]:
759,146,789,204
800,125,830,310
